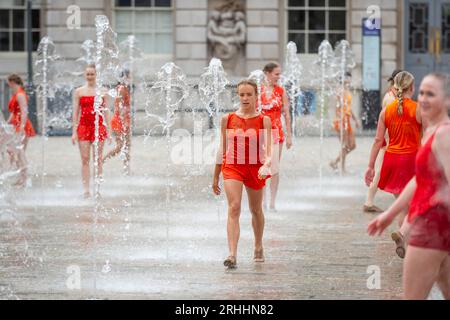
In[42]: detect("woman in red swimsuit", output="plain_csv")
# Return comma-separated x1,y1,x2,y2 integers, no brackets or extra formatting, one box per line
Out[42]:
368,73,450,299
212,80,272,269
364,69,403,213
260,62,293,211
7,73,36,187
72,65,110,198
103,69,131,175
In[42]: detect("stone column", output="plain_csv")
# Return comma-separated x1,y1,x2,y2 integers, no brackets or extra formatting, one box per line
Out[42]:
246,0,280,74
174,0,208,77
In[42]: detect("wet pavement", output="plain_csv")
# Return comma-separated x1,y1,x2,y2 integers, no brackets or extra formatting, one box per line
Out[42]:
0,136,443,299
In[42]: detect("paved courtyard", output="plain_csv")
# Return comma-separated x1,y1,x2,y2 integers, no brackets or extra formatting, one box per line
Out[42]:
0,135,443,299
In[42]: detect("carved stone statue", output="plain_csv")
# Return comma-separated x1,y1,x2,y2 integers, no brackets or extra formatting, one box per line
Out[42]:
207,0,246,67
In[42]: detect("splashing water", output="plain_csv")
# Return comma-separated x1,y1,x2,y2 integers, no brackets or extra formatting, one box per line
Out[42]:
333,40,356,176
198,58,229,223
282,41,303,137
34,36,62,185
248,70,265,113
314,40,335,187
144,62,189,258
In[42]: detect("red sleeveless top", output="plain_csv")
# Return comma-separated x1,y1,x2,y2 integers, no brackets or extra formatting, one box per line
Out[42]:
385,98,421,154
78,96,106,127
224,112,266,165
111,84,131,133
8,87,36,137
260,85,285,144
408,123,450,222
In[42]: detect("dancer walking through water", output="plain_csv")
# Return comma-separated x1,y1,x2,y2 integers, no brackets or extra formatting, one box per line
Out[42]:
330,72,360,173
212,80,272,269
368,73,450,300
363,69,403,213
103,69,132,175
260,62,293,211
365,71,422,258
6,74,36,187
72,64,111,198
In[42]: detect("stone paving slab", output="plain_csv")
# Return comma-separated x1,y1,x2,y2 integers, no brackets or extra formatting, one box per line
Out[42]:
0,136,444,299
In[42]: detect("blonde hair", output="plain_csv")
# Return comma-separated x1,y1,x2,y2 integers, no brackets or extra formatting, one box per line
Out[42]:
237,79,258,95
393,71,414,116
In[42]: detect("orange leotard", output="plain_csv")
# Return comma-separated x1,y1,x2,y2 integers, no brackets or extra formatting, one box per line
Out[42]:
76,96,108,142
110,84,131,134
333,90,353,134
384,98,421,154
260,85,285,144
8,87,36,137
222,112,269,190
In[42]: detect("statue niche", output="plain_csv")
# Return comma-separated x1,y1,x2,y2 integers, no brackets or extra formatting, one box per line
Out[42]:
207,0,246,76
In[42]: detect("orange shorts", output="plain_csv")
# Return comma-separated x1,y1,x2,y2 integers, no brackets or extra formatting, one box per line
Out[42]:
222,164,268,190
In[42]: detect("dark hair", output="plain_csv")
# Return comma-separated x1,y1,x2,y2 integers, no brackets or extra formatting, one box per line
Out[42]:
263,62,280,73
237,79,258,95
7,73,24,87
388,69,403,85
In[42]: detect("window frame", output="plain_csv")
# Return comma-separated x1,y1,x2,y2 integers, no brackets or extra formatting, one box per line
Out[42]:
112,0,174,56
0,1,41,53
285,0,348,54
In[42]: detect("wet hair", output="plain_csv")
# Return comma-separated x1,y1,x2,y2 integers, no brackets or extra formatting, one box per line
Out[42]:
263,62,280,74
427,72,450,97
388,69,403,86
7,74,24,87
237,79,258,95
393,71,414,116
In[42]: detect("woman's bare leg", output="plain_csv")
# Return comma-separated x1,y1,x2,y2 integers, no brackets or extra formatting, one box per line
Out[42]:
246,186,265,252
437,255,450,299
103,134,123,163
78,141,92,196
403,246,448,299
365,147,386,208
224,179,244,258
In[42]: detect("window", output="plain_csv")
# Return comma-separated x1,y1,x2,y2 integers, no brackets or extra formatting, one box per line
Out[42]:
0,0,40,52
113,0,173,54
286,0,347,54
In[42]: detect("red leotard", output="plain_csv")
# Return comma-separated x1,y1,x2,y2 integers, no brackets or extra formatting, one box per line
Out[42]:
8,87,36,137
260,85,285,144
111,84,131,134
77,96,108,142
408,123,450,252
222,112,269,190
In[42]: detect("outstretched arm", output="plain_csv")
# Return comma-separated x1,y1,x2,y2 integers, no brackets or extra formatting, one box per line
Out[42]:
368,177,417,236
16,93,28,134
282,91,293,149
365,110,386,186
213,115,228,195
72,89,80,145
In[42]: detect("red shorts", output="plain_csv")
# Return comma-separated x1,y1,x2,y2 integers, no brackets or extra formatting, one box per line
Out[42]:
408,205,450,253
222,164,268,190
378,151,416,194
77,124,108,142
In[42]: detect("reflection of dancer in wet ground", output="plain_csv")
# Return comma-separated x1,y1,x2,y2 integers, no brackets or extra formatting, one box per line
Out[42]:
260,62,293,211
368,73,450,299
103,69,131,175
365,71,422,258
6,74,36,187
330,72,360,173
212,80,272,269
71,65,110,198
364,69,403,213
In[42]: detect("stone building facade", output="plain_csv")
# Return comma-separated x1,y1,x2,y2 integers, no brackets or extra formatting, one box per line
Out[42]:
1,0,449,133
